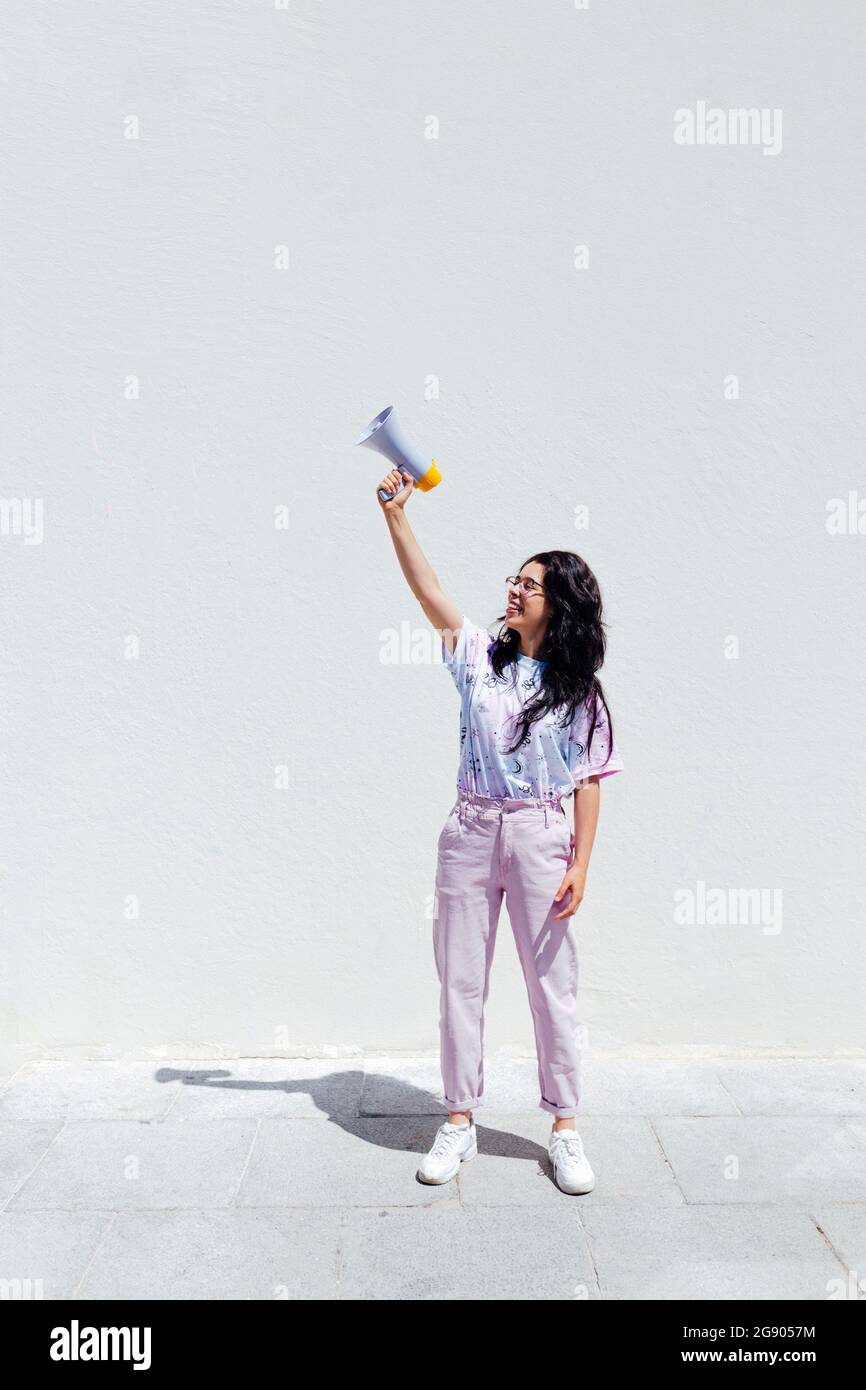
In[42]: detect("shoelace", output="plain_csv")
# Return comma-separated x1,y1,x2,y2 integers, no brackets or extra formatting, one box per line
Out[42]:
431,1125,468,1157
554,1133,584,1159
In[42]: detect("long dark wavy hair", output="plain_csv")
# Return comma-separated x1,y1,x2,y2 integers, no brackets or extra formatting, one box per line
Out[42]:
490,550,615,763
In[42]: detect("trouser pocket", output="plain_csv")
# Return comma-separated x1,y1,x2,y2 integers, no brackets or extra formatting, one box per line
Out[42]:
554,808,573,858
437,803,464,849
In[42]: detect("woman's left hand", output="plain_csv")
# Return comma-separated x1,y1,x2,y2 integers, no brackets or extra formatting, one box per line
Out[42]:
553,864,587,920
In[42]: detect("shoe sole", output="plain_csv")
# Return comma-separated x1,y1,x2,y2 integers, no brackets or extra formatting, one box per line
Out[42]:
416,1139,478,1184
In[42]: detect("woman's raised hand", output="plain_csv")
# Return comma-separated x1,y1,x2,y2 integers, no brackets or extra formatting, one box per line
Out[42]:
376,468,414,510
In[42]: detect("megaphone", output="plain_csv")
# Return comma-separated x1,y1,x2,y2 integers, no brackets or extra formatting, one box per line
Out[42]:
356,406,442,502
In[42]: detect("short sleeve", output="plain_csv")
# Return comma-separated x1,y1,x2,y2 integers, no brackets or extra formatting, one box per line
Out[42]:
567,690,623,787
440,617,492,696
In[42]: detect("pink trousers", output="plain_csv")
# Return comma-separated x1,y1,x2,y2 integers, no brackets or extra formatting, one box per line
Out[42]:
433,787,582,1118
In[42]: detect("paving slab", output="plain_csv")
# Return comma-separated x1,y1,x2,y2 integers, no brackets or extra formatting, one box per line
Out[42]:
580,1059,740,1115
237,1116,459,1208
162,1059,364,1120
458,1112,684,1206
0,1122,63,1207
7,1119,258,1212
0,1061,189,1122
0,1210,114,1299
359,1057,449,1115
713,1060,866,1115
581,1203,844,1301
77,1208,342,1300
652,1117,866,1204
359,1052,546,1115
340,1202,598,1300
810,1204,866,1294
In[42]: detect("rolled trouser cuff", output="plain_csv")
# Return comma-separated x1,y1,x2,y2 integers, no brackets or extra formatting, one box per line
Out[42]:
443,1096,481,1112
538,1096,579,1118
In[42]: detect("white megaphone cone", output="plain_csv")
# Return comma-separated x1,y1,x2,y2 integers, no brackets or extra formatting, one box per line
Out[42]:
356,406,442,502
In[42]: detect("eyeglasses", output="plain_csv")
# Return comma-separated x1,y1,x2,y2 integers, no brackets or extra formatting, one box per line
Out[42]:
505,575,545,596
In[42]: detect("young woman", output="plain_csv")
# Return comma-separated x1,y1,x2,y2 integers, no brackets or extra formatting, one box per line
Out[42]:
377,466,624,1195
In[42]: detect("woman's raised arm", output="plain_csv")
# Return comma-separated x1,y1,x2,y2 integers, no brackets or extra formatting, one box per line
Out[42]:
377,467,463,655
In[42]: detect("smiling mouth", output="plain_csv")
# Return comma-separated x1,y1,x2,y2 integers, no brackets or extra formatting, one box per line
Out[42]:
506,602,523,617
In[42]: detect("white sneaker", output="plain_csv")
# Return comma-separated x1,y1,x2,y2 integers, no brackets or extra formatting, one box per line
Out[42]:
549,1127,595,1194
417,1120,478,1184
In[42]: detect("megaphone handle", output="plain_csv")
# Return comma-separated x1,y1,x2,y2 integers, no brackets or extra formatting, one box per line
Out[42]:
377,477,409,503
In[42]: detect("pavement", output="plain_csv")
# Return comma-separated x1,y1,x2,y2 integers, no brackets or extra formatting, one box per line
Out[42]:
0,1055,865,1300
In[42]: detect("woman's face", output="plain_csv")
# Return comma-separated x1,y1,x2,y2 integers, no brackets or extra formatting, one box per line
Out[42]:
505,561,550,636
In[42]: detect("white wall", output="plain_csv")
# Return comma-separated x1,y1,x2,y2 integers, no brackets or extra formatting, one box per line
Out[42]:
2,0,864,1069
